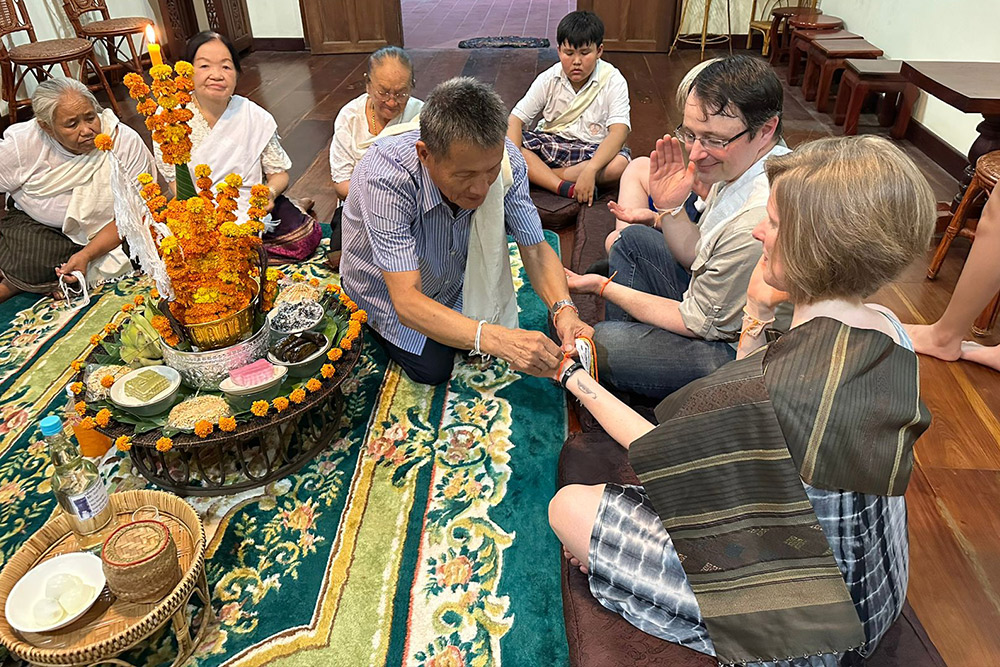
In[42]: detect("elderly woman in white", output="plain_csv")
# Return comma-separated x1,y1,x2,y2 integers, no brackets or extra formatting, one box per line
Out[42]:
0,78,152,304
326,46,423,269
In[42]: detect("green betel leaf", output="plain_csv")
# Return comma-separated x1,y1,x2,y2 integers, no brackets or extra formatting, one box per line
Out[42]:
176,162,197,200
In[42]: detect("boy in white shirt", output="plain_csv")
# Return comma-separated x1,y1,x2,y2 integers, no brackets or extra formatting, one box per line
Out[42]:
507,11,631,205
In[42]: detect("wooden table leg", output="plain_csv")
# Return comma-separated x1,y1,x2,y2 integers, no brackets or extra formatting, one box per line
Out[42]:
891,82,919,140
803,51,821,101
788,36,804,85
816,58,843,112
843,79,868,135
767,15,784,63
833,68,856,126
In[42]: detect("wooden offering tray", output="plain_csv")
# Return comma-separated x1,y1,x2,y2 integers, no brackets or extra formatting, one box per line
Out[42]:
0,491,209,667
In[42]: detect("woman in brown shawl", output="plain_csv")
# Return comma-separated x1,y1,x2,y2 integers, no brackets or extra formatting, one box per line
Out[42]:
549,136,935,666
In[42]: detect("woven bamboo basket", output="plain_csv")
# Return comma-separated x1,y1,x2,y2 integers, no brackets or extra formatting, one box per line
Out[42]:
0,490,209,666
102,520,182,603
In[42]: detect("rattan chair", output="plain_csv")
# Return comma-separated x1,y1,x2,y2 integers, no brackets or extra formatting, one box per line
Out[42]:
0,0,121,123
62,0,153,77
746,0,818,56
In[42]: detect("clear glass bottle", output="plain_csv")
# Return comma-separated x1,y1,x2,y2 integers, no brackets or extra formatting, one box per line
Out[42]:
39,415,116,551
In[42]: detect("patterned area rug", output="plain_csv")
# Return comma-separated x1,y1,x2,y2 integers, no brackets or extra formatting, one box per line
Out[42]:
0,235,568,666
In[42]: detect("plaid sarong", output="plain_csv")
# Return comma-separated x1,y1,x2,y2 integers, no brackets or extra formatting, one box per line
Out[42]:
589,481,908,666
521,129,631,169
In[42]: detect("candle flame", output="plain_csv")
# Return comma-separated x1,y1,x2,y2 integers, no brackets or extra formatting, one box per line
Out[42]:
145,25,157,45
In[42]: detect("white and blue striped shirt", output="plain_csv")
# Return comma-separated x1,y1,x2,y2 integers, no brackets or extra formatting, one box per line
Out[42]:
340,130,545,354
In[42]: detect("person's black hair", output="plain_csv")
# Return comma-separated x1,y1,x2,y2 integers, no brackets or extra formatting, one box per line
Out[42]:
556,11,604,49
184,31,242,74
690,55,783,137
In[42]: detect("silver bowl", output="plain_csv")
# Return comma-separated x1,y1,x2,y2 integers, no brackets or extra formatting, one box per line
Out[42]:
160,320,271,390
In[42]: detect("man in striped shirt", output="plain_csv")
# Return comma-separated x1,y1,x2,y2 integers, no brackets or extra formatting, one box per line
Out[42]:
341,77,592,385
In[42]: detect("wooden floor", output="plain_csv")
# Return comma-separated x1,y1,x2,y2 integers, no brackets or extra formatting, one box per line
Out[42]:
106,47,998,666
401,0,573,49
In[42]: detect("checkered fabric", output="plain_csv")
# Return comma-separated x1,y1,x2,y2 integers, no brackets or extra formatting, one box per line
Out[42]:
521,130,631,169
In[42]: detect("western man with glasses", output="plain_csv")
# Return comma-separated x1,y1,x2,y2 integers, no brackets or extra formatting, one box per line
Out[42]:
564,55,790,401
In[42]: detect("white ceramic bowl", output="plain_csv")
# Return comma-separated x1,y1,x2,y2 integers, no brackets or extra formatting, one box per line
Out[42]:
5,552,106,633
267,335,332,378
219,364,287,397
110,366,181,417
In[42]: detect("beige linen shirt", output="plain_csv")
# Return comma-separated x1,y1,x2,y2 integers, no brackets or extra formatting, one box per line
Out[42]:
678,144,791,343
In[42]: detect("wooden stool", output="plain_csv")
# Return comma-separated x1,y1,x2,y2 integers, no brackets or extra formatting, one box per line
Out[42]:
670,0,734,60
834,59,914,137
787,28,861,86
927,151,1000,335
767,5,820,65
788,13,844,31
803,39,883,113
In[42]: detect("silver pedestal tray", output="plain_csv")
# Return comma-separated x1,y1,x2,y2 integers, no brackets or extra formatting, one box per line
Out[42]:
160,320,271,390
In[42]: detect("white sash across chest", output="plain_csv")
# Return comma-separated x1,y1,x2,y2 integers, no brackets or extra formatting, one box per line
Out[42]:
190,96,276,222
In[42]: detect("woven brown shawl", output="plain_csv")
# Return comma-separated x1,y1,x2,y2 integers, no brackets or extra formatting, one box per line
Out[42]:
628,317,930,664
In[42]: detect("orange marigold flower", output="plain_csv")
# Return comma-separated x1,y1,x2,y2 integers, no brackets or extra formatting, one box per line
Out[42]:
71,360,83,372
95,408,112,427
121,303,135,313
250,184,271,198
134,295,145,305
251,400,269,417
174,60,194,77
309,278,320,287
194,164,212,178
223,174,243,189
150,288,160,301
150,63,173,80
79,416,95,430
325,283,340,294
71,382,84,395
306,378,322,392
321,364,335,379
194,420,213,438
155,437,173,452
74,401,87,416
351,310,368,323
137,172,154,186
104,322,119,335
136,98,158,116
100,374,115,389
289,388,306,404
327,348,343,361
341,335,354,351
115,435,132,452
273,397,289,412
89,334,101,346
94,134,113,151
218,416,237,432
123,72,143,88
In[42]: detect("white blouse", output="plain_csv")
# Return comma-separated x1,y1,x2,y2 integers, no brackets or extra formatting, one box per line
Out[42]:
329,93,423,183
0,119,152,228
155,102,291,182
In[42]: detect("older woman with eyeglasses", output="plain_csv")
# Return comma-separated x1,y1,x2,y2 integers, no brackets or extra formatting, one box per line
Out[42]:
327,47,423,269
155,31,322,263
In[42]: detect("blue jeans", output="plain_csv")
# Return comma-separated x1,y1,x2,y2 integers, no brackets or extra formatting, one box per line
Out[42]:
594,226,736,400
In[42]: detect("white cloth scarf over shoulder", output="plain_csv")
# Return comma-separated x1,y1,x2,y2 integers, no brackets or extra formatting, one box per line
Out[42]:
357,114,421,151
21,108,130,285
537,60,614,136
462,148,518,329
189,95,276,223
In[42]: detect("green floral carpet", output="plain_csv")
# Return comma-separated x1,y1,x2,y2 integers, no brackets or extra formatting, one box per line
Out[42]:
0,234,568,666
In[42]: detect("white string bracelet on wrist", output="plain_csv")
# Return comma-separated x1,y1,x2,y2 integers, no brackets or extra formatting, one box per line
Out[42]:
740,306,776,338
472,319,490,359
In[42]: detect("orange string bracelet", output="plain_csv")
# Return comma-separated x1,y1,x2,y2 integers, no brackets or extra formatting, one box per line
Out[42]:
598,270,619,298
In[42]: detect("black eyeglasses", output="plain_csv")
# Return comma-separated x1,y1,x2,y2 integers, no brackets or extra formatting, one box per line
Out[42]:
365,73,411,103
673,124,750,151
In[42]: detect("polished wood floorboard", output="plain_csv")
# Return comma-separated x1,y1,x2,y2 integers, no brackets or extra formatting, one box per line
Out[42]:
104,47,997,666
401,0,573,49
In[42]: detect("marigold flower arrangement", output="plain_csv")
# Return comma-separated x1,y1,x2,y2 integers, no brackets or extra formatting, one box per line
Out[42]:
96,61,278,343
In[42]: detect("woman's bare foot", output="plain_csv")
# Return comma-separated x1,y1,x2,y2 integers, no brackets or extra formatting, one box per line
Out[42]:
904,323,962,362
563,544,588,575
959,341,1000,372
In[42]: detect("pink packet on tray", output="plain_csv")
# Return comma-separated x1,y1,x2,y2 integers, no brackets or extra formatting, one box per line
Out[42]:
230,359,275,387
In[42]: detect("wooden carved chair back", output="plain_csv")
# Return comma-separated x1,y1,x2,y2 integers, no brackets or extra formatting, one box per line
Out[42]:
62,0,112,35
0,0,35,54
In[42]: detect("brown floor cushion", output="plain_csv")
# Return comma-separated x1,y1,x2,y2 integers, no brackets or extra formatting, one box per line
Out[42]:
532,187,580,231
570,189,618,326
557,431,946,667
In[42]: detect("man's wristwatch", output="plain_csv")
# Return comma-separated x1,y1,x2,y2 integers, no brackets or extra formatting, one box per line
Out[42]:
550,299,578,321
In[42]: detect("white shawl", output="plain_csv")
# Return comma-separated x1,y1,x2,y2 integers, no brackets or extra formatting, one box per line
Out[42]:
462,149,518,329
538,60,614,136
21,109,129,285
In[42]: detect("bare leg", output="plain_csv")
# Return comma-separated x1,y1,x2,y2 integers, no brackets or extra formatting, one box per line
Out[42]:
959,341,1000,371
520,147,564,194
0,279,21,304
596,154,630,186
907,193,1000,362
613,157,652,233
549,483,605,575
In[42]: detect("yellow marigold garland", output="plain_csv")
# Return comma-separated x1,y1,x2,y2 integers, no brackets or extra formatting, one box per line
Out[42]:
95,409,112,428
194,420,213,438
251,400,269,417
115,435,132,452
219,416,237,432
273,397,289,412
289,388,306,404
306,378,322,393
155,437,173,452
